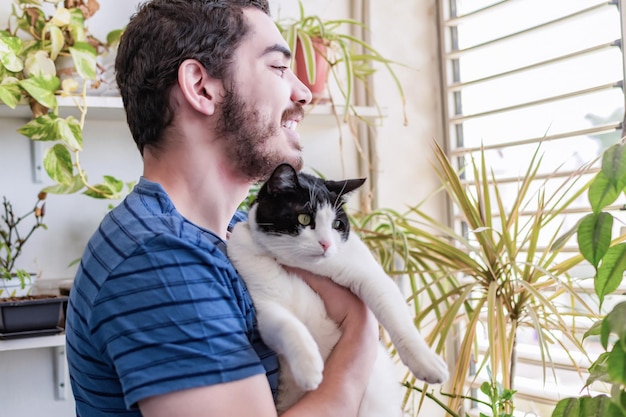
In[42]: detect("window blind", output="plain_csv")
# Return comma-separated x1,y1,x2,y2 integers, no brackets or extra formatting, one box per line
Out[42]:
437,0,625,415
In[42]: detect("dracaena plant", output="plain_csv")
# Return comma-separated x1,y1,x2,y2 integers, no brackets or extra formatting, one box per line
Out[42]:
551,140,626,417
0,0,127,199
351,141,599,415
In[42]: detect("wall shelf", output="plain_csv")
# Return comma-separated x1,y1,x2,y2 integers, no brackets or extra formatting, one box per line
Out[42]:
0,334,68,400
0,96,384,121
0,333,65,352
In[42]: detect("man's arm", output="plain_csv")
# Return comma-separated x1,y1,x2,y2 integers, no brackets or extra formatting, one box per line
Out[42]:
138,272,378,417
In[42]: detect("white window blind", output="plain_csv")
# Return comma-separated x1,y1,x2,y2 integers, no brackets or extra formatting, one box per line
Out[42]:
437,0,625,415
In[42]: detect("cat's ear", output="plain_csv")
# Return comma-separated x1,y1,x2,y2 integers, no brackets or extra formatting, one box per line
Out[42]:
266,164,300,195
325,178,366,198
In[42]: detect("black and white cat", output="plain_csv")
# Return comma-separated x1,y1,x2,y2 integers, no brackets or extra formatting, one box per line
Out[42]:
228,164,448,416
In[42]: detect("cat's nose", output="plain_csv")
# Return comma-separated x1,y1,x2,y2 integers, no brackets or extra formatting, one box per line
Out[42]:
319,240,331,252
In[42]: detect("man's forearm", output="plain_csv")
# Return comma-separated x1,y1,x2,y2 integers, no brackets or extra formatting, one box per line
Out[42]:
281,307,378,417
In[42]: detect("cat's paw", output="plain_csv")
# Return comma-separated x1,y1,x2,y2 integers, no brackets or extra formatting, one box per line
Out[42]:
401,347,449,385
290,350,325,391
416,351,449,384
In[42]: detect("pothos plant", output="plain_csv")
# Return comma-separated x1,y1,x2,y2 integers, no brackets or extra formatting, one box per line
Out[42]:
0,0,128,199
552,140,626,417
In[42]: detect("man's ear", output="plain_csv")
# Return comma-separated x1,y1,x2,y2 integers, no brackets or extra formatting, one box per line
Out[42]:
178,59,222,116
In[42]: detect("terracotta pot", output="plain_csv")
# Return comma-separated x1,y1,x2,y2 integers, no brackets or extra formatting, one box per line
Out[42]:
294,37,330,102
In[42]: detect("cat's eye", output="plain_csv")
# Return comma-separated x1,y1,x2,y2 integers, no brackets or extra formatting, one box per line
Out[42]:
332,220,343,229
298,214,312,226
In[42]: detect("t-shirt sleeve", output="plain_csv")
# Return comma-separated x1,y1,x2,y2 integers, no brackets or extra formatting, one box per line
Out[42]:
88,233,266,409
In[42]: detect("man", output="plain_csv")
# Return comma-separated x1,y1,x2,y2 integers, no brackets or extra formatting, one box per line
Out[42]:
65,1,378,416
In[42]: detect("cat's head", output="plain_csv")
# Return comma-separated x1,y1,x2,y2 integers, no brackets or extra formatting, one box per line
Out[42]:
249,164,365,259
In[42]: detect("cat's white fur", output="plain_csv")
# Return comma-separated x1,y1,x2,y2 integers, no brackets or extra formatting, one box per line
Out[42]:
228,203,449,415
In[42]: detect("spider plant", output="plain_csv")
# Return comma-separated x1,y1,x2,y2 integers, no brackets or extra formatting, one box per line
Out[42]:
275,1,407,124
353,141,599,414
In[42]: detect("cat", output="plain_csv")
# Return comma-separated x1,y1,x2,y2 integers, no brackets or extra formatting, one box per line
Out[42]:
227,163,449,416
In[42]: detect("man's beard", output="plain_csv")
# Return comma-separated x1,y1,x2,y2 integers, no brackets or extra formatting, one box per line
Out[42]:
217,85,303,182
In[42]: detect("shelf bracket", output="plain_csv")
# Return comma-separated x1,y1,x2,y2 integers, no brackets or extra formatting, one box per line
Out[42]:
30,140,43,184
53,345,67,401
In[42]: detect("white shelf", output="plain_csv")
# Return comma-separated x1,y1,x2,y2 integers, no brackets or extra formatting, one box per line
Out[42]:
0,333,69,400
0,333,65,352
0,96,126,121
0,96,383,121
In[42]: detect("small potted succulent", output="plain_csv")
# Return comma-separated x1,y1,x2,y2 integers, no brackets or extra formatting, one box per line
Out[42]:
0,193,68,338
0,0,127,200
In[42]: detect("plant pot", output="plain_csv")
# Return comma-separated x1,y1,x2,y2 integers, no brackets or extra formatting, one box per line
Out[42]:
294,37,330,102
0,295,68,339
0,274,36,298
55,53,119,96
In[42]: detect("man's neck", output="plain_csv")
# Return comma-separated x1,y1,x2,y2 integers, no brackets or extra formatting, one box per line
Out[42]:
142,143,250,240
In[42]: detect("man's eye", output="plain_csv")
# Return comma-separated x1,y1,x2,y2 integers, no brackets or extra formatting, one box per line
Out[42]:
298,214,311,226
272,65,288,76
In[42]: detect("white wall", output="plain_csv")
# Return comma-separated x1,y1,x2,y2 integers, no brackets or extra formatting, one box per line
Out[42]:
0,1,444,416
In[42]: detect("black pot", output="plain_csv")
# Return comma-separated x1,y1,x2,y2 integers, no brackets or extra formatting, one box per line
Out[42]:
0,295,68,338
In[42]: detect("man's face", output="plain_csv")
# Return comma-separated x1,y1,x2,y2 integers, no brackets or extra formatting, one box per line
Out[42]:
216,8,312,182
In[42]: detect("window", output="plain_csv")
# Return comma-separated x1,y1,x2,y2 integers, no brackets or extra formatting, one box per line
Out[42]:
437,0,625,415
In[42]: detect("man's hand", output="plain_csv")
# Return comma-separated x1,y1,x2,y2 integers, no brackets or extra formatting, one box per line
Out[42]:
281,267,379,417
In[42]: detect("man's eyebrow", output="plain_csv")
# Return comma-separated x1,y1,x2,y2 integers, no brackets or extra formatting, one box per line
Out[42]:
262,44,292,59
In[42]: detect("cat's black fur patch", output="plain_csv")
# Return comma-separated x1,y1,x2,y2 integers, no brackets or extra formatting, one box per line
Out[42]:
253,164,365,240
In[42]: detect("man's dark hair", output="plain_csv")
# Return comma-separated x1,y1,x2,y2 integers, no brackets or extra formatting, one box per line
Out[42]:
115,0,271,155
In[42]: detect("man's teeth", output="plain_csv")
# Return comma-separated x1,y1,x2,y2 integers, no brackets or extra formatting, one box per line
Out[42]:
282,120,297,130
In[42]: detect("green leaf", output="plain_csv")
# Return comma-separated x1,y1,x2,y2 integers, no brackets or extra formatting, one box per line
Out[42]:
18,114,59,141
552,396,612,417
0,78,22,108
588,172,619,213
0,34,24,72
18,113,82,151
68,8,87,41
602,142,626,191
69,42,97,81
43,144,74,186
55,116,83,151
84,184,115,199
106,29,124,47
0,31,23,54
24,50,56,77
19,74,60,109
584,320,603,339
45,24,65,61
103,175,124,193
0,51,23,73
596,245,626,305
607,342,626,385
578,212,613,267
41,175,85,195
585,352,610,385
297,32,316,85
601,302,626,349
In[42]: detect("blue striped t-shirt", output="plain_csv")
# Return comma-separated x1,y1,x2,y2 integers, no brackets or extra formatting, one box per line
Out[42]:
65,177,278,416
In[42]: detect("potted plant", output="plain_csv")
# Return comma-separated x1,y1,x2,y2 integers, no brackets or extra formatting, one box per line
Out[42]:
0,192,67,339
0,193,47,296
351,141,599,415
275,1,407,125
0,0,127,200
551,140,626,417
